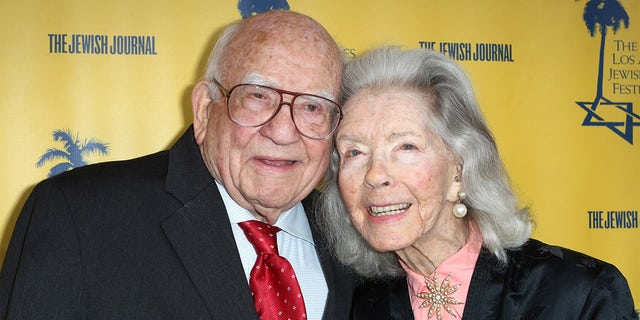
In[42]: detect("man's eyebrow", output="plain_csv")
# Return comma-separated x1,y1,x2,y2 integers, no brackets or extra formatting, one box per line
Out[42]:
240,72,337,101
240,72,271,86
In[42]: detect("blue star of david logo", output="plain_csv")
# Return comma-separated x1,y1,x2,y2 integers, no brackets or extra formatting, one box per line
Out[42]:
575,98,640,144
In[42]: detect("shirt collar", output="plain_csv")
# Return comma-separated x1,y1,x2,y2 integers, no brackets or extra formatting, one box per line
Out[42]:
215,181,315,245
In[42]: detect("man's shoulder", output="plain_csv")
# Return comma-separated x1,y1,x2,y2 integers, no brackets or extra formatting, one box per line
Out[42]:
38,150,170,192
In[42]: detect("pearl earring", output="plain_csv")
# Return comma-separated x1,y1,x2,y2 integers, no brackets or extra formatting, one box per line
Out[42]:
453,191,467,218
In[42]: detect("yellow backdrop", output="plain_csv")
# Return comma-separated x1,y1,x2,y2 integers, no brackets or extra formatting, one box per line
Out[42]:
1,0,638,309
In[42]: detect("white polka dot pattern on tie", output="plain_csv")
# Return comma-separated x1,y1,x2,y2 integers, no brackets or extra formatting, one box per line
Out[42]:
239,220,308,320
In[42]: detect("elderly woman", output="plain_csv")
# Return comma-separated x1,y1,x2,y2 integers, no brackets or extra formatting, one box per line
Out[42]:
317,47,637,319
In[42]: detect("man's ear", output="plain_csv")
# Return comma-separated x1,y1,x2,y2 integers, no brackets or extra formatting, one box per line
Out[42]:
192,81,213,145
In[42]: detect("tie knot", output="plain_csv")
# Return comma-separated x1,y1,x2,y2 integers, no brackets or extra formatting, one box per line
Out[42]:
239,220,281,255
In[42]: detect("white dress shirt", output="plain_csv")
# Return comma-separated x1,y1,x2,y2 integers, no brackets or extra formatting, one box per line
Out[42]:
215,182,328,320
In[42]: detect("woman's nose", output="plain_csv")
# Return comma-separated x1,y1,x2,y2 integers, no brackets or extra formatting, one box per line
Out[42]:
364,157,392,189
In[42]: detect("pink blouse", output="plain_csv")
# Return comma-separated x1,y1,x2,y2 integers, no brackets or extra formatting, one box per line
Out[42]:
403,223,483,320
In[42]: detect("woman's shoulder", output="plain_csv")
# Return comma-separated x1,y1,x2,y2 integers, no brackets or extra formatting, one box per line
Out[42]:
471,239,637,319
502,238,636,310
504,238,625,280
511,239,612,270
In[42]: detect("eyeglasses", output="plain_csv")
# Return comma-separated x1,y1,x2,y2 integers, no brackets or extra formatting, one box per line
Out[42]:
211,79,342,140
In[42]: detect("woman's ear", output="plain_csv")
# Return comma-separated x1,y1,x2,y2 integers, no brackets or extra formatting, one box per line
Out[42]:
447,164,463,202
192,81,213,145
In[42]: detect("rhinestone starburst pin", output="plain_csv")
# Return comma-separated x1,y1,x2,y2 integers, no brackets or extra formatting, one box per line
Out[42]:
416,273,463,320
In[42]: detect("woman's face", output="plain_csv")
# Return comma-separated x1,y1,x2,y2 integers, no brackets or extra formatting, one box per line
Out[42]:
335,88,460,252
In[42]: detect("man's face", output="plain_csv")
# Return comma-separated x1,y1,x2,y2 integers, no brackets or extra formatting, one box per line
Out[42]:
194,28,342,223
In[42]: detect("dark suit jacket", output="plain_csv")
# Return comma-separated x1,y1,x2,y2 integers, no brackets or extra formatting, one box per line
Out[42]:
352,239,638,320
0,127,354,320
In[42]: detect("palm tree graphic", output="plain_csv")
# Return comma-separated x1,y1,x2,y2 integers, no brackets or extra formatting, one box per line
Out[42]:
237,0,289,19
36,129,109,177
576,0,639,144
584,0,629,107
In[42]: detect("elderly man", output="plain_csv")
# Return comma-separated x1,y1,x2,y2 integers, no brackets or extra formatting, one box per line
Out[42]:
0,10,353,320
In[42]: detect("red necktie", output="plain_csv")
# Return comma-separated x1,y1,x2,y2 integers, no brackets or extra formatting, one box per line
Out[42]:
239,220,307,320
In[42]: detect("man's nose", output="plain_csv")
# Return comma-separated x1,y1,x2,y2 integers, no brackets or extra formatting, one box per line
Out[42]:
259,101,300,145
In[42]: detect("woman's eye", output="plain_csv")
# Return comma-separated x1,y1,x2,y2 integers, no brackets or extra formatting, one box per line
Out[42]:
345,149,361,158
400,144,417,151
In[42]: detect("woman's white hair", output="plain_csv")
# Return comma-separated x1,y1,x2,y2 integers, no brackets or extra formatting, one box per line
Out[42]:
316,46,532,278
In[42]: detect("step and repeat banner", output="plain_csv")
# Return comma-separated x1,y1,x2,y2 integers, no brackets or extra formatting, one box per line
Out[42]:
1,0,638,307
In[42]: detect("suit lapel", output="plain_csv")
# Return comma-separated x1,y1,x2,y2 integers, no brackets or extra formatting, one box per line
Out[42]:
462,248,507,319
161,183,257,319
161,128,257,319
388,278,413,320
